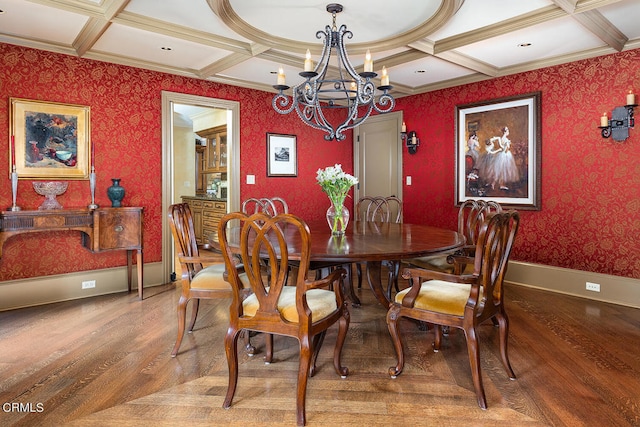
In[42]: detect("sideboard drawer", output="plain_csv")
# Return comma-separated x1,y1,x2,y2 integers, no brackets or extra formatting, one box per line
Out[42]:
94,207,143,251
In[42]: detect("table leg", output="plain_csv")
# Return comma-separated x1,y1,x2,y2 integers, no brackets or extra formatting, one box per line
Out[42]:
366,260,392,308
127,249,144,300
137,249,143,300
127,249,133,293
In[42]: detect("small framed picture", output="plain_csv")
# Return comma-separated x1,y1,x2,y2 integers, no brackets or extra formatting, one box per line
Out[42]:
10,97,91,180
267,133,297,177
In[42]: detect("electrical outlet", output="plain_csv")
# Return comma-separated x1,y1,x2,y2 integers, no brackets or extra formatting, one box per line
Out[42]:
82,280,96,289
586,282,600,292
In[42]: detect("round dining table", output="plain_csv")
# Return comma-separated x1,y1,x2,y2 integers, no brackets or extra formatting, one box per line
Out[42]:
299,220,464,307
219,219,465,308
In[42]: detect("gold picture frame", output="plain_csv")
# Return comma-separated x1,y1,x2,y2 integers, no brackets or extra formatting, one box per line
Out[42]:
9,98,91,180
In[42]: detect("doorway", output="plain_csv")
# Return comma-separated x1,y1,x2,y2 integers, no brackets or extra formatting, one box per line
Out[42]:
353,111,404,218
161,91,240,283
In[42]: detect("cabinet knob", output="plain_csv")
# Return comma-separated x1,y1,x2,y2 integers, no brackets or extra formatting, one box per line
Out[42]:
114,225,124,232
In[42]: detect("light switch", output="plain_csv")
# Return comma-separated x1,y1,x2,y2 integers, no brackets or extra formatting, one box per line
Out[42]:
184,181,191,187
406,176,412,185
246,174,255,184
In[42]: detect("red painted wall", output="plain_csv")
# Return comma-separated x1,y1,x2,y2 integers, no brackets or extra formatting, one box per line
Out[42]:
398,49,640,278
0,42,638,281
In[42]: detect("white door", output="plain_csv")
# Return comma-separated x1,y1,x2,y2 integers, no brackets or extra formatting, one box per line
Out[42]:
353,111,403,219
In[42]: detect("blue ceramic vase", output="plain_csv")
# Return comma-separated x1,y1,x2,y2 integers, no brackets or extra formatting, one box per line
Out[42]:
107,178,125,207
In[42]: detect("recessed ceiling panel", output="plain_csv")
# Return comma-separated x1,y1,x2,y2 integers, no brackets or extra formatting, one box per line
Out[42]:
93,23,231,70
456,16,606,68
429,0,553,41
218,56,286,87
228,0,442,44
388,56,476,87
124,0,250,41
599,0,640,41
0,0,88,45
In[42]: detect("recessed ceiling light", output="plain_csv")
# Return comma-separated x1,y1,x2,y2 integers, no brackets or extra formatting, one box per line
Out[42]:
415,70,426,74
517,43,532,48
161,46,172,51
270,71,277,74
0,9,5,14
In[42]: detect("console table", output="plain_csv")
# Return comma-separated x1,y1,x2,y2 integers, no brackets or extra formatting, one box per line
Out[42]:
0,207,144,299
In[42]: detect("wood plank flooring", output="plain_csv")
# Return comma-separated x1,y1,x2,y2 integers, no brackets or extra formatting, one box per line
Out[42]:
1,273,640,426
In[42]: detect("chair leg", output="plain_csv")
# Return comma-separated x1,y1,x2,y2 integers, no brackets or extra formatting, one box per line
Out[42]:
264,333,274,364
342,264,361,306
356,262,363,289
187,298,199,332
223,326,241,410
297,336,313,426
433,324,443,351
495,311,516,379
386,304,405,377
463,325,487,409
309,331,326,377
333,308,350,378
171,295,189,357
241,330,256,356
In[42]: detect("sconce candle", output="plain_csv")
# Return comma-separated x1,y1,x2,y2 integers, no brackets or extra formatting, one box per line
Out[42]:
380,66,389,86
401,122,406,133
627,91,636,105
600,113,608,127
304,49,313,72
91,141,95,169
363,50,373,72
277,66,286,85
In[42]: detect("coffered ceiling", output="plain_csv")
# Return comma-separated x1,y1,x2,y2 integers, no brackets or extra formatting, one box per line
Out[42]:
1,0,639,99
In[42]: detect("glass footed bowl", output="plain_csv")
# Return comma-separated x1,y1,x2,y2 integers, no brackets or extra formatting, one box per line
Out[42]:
32,181,68,210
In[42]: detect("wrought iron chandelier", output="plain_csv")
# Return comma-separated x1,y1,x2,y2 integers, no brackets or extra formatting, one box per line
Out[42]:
272,3,395,141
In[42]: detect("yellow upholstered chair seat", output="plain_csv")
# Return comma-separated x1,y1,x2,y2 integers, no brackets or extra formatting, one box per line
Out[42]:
394,280,484,316
243,287,338,323
191,263,249,290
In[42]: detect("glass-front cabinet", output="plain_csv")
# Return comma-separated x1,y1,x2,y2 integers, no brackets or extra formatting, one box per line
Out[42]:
197,125,227,173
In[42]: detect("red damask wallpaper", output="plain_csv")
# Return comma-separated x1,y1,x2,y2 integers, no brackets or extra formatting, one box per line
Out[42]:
398,50,640,278
0,42,639,282
0,43,352,280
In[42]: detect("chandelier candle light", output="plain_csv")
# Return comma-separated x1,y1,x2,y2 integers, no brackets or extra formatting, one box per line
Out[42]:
272,3,395,141
317,164,358,235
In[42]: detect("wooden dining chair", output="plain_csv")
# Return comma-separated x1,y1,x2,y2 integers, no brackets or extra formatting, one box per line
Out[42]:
387,210,520,409
218,211,350,426
354,196,404,300
167,202,249,357
405,199,502,274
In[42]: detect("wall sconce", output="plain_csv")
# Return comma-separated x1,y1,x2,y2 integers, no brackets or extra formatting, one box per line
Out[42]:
599,91,636,142
405,130,420,154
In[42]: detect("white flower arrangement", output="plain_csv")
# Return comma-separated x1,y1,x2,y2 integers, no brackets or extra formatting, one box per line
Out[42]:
316,164,358,206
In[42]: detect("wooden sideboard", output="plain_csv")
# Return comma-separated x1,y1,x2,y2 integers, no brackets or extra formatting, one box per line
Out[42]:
0,207,144,299
181,197,226,245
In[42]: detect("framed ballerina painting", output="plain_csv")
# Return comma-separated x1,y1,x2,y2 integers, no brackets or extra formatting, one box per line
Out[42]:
455,91,541,210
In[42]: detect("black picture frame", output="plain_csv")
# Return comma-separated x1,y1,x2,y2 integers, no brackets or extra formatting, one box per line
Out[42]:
267,133,297,177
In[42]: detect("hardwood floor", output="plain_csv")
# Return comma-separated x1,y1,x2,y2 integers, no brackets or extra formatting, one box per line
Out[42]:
1,273,640,426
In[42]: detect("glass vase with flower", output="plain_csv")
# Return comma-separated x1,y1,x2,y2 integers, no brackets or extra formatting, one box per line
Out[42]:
316,164,358,235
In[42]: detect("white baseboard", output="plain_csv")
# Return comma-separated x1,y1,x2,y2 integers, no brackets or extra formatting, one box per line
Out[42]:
506,261,640,309
0,262,165,311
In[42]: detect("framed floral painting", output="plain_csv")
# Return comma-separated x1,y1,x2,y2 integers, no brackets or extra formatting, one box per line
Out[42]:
9,98,91,180
455,92,541,210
